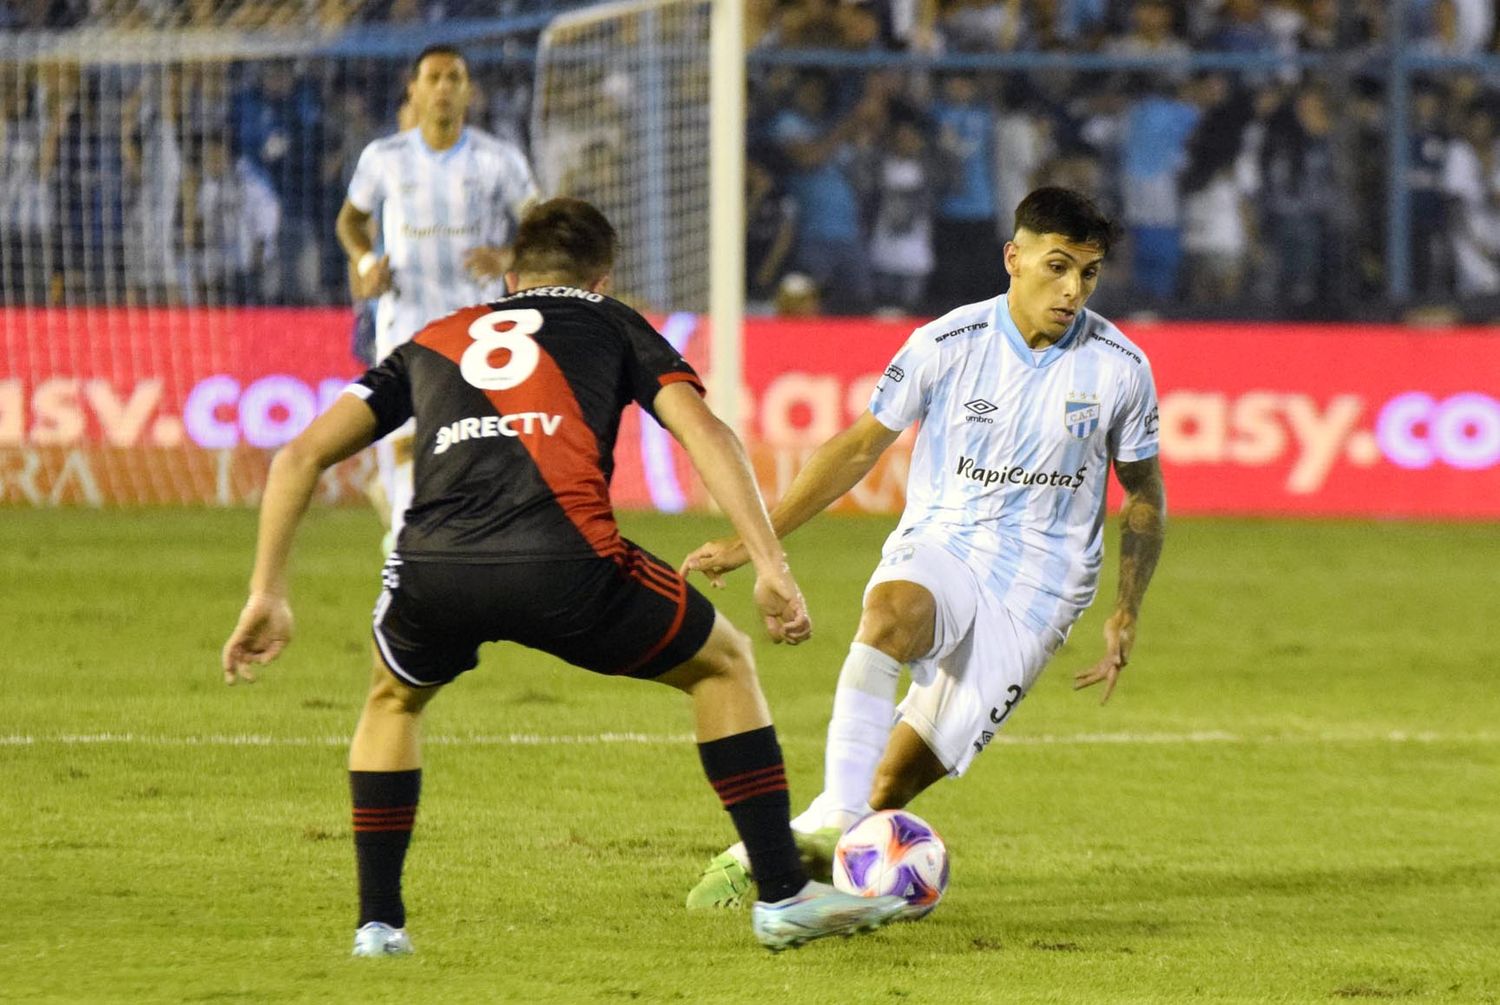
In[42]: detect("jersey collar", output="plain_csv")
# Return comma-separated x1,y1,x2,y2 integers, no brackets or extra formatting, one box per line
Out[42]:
414,126,470,160
994,293,1085,368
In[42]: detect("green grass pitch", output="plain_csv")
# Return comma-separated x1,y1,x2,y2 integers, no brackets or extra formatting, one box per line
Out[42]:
3,508,1498,1003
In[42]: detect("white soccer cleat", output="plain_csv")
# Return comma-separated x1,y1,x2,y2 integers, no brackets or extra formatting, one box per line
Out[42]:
351,921,414,957
750,881,906,952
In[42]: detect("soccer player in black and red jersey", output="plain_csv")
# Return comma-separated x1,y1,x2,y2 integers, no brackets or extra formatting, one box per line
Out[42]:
221,198,904,954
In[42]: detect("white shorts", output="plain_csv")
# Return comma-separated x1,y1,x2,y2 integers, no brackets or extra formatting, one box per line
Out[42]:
864,538,1064,776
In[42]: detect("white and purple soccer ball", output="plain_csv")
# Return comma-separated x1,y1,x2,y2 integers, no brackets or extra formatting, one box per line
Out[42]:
831,809,949,919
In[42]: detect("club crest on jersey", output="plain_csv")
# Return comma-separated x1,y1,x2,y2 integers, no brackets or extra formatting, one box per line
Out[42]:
1064,393,1101,438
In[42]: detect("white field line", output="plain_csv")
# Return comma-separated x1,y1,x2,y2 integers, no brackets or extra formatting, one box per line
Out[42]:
2,729,1498,748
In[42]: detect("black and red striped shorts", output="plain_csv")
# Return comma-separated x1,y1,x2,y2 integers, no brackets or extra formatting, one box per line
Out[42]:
371,541,717,688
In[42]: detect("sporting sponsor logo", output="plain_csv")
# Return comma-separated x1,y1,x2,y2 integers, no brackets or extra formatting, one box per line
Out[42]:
1064,393,1101,438
934,322,988,343
433,412,562,454
1087,332,1143,364
955,455,1088,490
884,364,905,383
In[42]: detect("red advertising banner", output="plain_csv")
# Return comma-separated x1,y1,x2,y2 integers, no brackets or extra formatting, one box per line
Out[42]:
2,308,1497,518
728,317,1500,519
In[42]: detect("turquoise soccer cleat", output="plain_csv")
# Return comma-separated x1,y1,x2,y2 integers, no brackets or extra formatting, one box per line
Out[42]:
751,881,906,952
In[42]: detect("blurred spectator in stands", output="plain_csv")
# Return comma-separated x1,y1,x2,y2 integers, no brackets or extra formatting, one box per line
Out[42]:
992,82,1053,250
869,108,937,313
183,134,280,306
782,0,881,49
1105,0,1190,64
1298,0,1340,50
1264,0,1310,54
1408,82,1452,299
1180,86,1257,307
1026,0,1110,52
231,59,325,303
122,68,185,305
1103,0,1191,103
745,0,784,49
746,152,799,309
1414,0,1493,56
1347,80,1388,297
1258,81,1337,315
0,67,59,304
1443,101,1500,299
48,63,128,305
767,70,874,313
1118,75,1207,303
1204,0,1276,52
934,0,1027,52
930,72,1001,305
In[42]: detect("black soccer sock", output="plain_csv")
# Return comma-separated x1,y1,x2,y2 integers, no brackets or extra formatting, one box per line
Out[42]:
698,726,807,903
350,769,421,928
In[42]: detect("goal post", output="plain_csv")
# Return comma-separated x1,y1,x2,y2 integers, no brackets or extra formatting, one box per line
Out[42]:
532,0,745,432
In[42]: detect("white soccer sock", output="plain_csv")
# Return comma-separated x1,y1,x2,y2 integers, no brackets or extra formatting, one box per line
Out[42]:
818,642,903,827
726,645,901,872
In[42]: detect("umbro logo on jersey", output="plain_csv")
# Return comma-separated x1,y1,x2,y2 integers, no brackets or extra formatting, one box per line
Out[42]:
434,413,563,454
964,398,997,424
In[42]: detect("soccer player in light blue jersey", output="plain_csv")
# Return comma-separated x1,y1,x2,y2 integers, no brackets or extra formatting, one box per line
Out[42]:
336,46,539,548
683,187,1168,908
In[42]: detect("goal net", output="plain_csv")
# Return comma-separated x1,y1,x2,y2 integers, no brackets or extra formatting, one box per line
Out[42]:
532,0,712,315
0,24,537,506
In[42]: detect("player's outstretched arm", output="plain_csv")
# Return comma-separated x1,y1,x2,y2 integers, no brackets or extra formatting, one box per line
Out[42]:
221,396,379,684
653,384,810,644
678,410,902,584
1074,455,1167,704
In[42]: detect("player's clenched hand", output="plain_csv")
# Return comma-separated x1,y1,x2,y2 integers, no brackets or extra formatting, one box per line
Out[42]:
351,254,393,299
1072,609,1135,704
752,569,812,646
221,594,294,685
679,536,749,589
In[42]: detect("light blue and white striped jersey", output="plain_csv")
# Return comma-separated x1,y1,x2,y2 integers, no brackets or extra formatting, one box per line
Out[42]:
347,126,539,357
870,294,1160,640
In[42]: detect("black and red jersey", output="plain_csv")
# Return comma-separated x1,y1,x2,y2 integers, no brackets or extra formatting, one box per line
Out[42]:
348,286,702,563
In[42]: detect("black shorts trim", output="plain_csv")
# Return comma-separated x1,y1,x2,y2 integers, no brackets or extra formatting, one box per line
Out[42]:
370,544,716,687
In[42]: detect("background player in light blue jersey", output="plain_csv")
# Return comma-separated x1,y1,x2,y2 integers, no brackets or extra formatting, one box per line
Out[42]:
682,188,1169,908
336,45,539,549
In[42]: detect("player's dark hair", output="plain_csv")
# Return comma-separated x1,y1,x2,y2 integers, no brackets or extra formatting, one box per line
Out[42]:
1014,187,1119,256
512,198,617,284
409,44,465,80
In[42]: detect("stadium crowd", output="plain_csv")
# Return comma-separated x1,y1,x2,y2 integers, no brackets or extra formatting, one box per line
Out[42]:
3,0,1500,319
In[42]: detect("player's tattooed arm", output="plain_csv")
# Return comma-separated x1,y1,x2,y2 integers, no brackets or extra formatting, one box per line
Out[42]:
1113,455,1167,617
1073,455,1166,703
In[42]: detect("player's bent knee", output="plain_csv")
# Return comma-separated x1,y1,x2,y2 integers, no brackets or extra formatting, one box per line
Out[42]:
366,668,436,717
655,615,754,693
856,601,934,664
